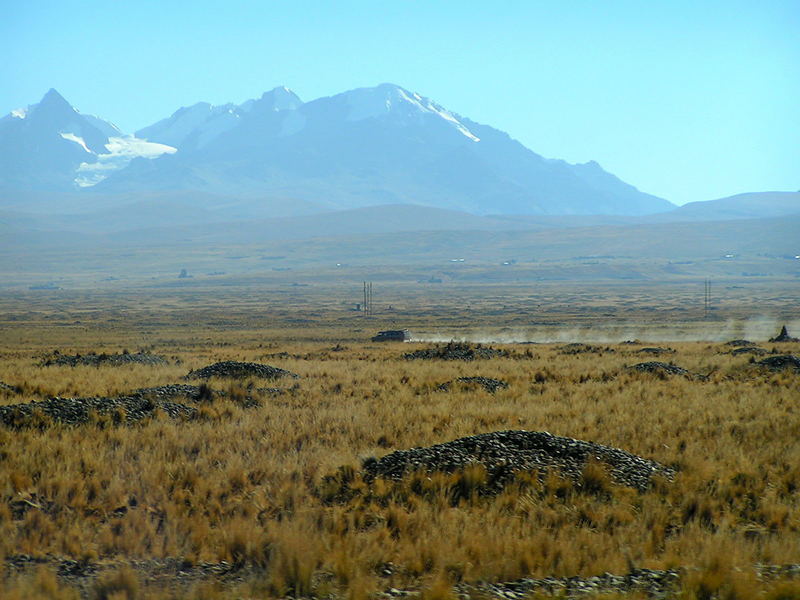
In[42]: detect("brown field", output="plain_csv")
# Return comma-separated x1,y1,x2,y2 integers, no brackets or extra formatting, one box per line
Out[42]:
1,281,799,599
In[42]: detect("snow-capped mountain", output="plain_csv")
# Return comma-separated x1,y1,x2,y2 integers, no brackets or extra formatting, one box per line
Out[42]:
1,84,673,216
94,83,671,215
0,89,175,192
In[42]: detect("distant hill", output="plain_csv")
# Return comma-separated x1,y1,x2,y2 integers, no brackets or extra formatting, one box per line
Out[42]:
2,212,797,287
666,191,800,220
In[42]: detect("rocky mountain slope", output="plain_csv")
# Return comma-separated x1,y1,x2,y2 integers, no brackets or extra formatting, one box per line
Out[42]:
2,85,674,217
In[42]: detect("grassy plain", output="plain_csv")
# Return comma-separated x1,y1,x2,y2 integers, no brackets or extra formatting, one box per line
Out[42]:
1,280,799,599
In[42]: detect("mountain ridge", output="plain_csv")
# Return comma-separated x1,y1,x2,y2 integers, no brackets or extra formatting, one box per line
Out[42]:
2,84,674,217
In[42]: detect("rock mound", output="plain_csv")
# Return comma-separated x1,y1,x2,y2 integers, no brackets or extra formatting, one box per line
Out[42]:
628,362,689,376
132,384,214,401
42,351,168,367
459,568,681,600
437,377,509,393
362,430,673,492
769,326,799,343
756,355,800,371
730,346,767,356
0,395,196,428
725,339,755,347
186,361,298,380
404,342,507,361
637,347,675,355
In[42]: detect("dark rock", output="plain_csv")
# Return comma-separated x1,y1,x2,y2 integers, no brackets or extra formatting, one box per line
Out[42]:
186,361,299,380
363,430,674,492
726,339,755,347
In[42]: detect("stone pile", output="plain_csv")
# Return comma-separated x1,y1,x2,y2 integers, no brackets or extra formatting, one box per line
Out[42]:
404,342,507,361
756,355,800,371
726,339,755,347
41,351,168,367
362,430,674,492
186,361,298,380
731,346,767,356
132,384,214,401
0,394,196,428
637,347,675,355
628,362,689,376
455,568,681,599
437,377,509,393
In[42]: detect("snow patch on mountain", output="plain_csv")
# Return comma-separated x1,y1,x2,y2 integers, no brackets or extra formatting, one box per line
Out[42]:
11,108,28,119
75,136,176,187
59,132,92,153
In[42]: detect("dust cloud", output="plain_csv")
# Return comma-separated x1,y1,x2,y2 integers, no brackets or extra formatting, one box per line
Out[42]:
409,316,800,344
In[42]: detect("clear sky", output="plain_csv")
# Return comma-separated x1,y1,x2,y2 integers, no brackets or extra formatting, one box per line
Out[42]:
2,0,798,205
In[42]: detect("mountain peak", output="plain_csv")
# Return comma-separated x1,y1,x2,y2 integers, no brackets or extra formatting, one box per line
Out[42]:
341,83,480,141
38,88,74,112
256,86,303,111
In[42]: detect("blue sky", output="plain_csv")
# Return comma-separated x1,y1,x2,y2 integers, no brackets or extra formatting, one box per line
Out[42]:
2,0,798,205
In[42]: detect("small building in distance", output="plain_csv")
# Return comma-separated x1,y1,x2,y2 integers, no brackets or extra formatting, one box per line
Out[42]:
372,329,411,342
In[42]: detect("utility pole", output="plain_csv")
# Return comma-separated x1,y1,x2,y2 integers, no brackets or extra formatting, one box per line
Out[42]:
363,281,373,315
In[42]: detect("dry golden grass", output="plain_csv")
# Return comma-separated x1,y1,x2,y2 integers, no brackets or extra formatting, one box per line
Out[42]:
1,286,799,598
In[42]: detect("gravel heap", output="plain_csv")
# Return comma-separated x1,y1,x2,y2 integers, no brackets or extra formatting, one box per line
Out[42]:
437,377,509,393
404,342,508,361
132,384,214,401
5,554,253,594
769,326,799,343
41,351,168,367
637,347,675,355
731,346,767,356
454,568,681,599
726,339,755,347
0,394,196,427
186,361,298,380
756,355,800,371
362,430,674,492
628,362,689,376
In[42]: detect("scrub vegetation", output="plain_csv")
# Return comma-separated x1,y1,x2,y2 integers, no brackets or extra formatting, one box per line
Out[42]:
1,283,799,598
